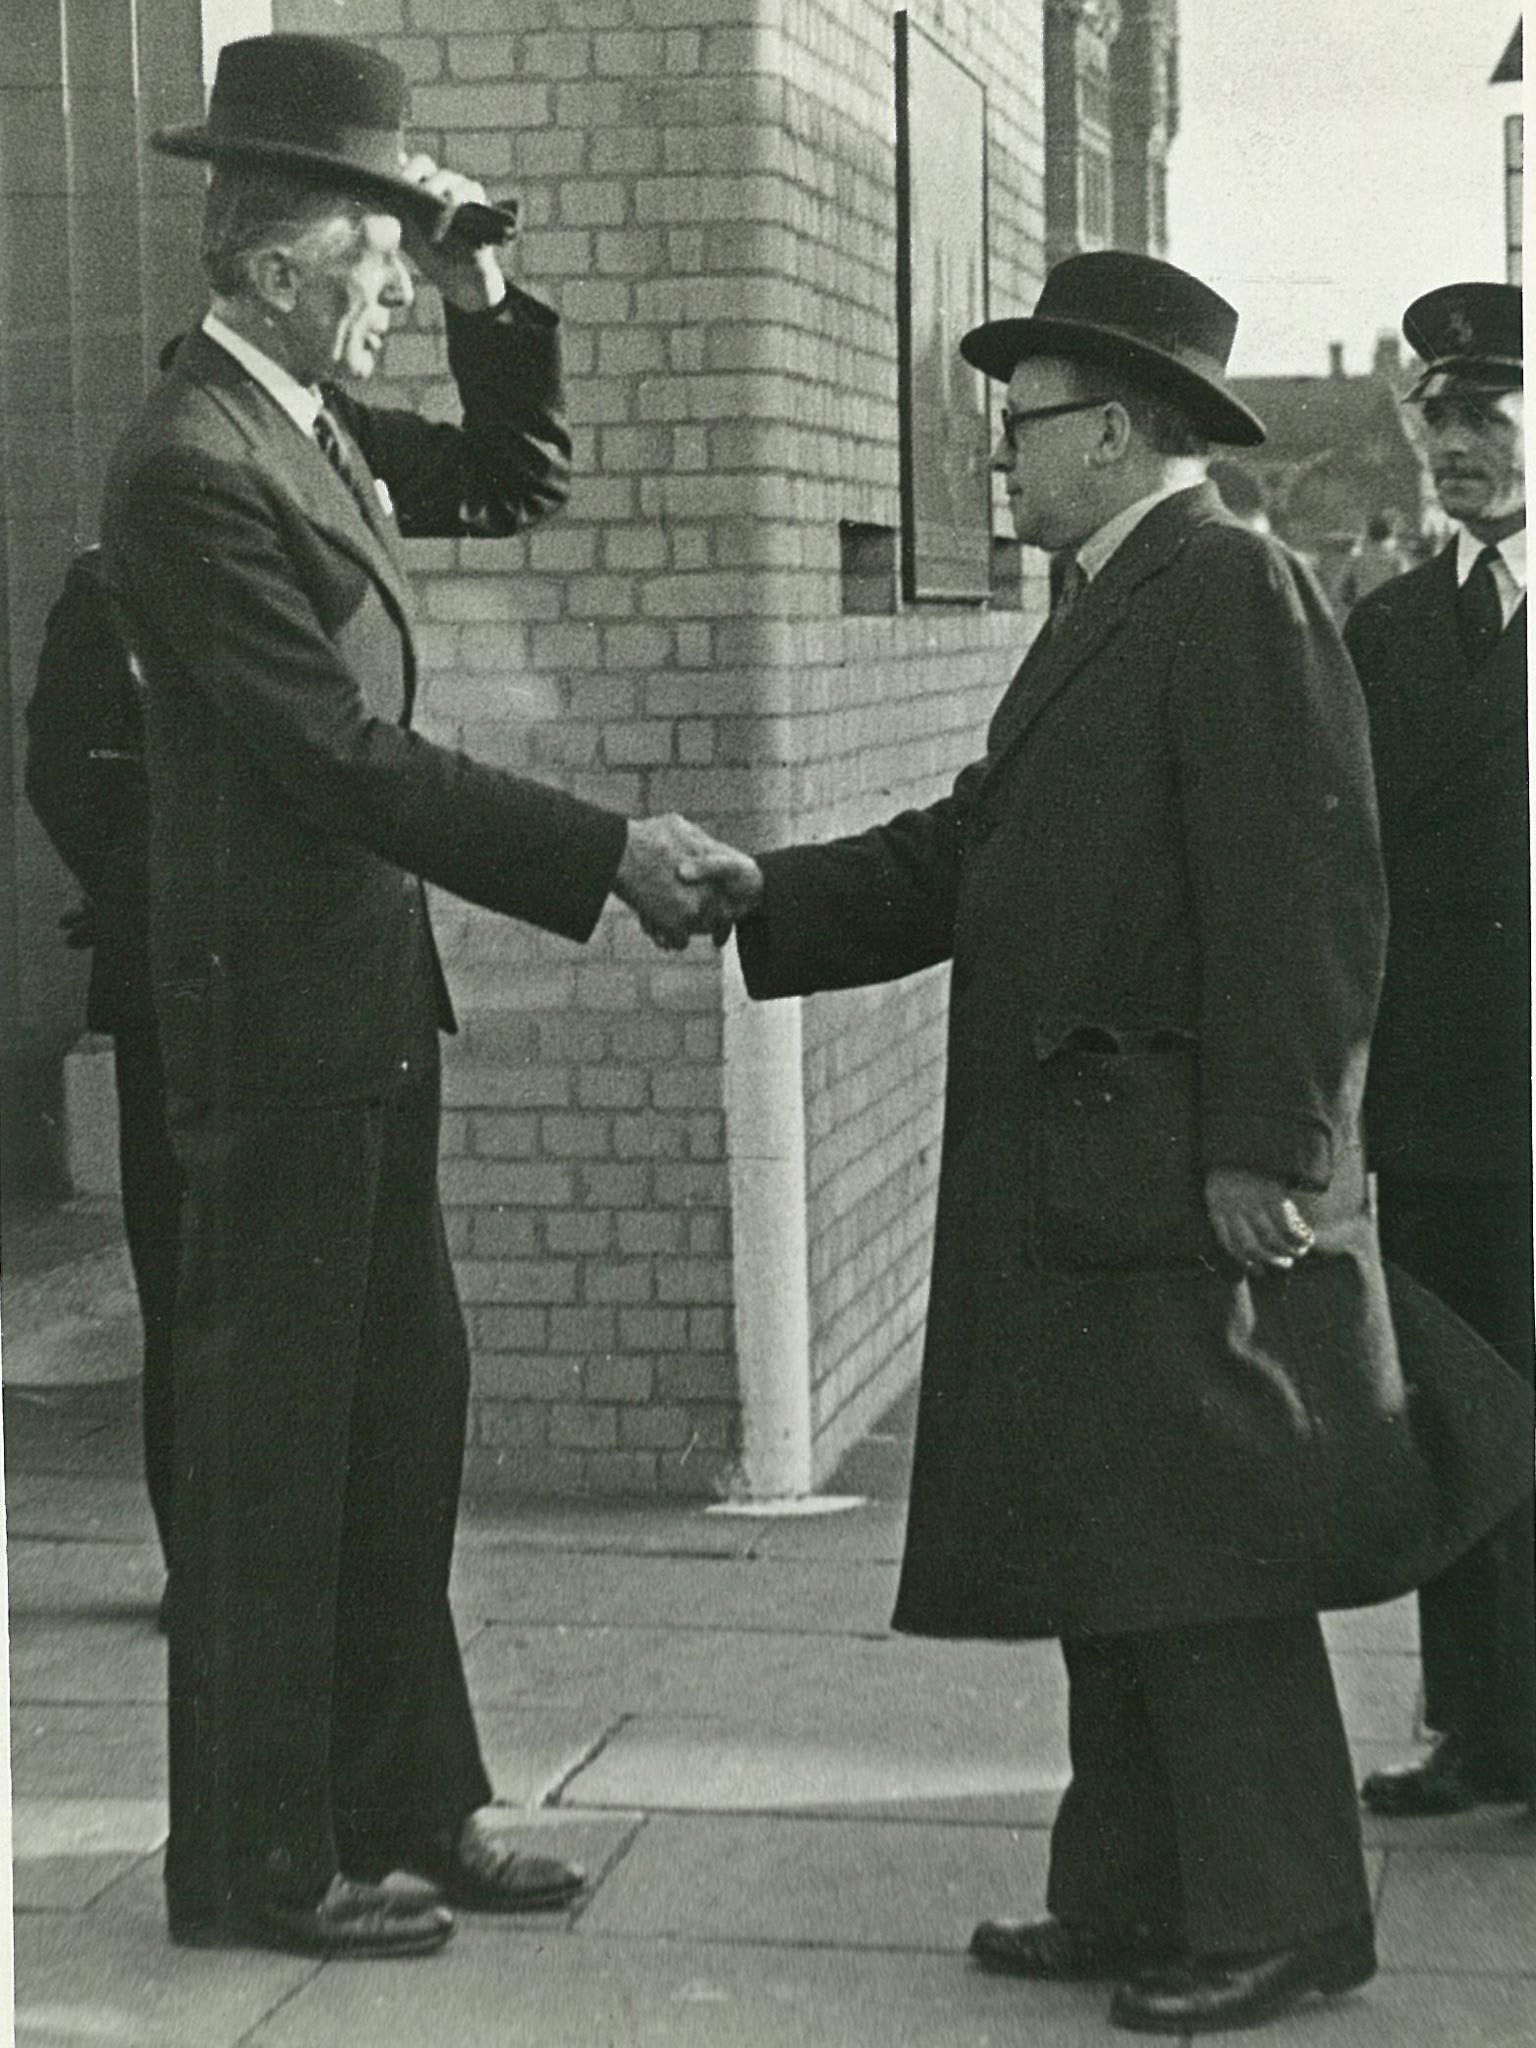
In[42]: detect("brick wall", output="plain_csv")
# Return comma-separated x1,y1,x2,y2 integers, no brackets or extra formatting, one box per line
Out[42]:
272,0,1049,1493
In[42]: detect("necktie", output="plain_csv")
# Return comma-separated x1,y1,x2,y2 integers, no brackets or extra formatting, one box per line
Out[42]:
1456,544,1506,665
313,407,383,530
1052,552,1087,620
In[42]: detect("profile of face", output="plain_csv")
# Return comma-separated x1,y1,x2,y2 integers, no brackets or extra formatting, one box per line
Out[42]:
1416,379,1525,535
280,209,414,385
990,357,1110,552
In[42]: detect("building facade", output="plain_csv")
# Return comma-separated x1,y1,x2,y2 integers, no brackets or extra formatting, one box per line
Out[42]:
2,0,1177,1496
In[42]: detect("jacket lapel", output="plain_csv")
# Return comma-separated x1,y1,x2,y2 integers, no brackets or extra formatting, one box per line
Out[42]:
1393,546,1526,792
986,483,1221,771
176,333,417,630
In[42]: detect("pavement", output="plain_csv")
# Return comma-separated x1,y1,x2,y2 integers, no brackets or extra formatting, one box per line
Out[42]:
6,1199,1536,2046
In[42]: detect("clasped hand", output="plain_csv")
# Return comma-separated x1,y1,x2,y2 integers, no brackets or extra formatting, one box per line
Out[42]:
1204,1168,1315,1271
614,815,763,951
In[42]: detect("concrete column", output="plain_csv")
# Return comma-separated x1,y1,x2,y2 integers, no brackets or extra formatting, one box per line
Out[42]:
721,945,813,1501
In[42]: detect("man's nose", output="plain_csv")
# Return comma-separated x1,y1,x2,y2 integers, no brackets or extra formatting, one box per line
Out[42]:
989,433,1013,473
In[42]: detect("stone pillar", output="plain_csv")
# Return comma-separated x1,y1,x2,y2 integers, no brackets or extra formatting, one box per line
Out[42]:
1043,0,1120,268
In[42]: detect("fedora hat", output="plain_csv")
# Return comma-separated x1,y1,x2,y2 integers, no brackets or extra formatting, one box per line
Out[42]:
1402,281,1522,396
960,251,1266,448
154,34,517,246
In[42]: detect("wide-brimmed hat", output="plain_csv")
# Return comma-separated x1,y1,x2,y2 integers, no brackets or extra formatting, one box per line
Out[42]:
1402,281,1522,397
960,251,1266,448
153,34,517,245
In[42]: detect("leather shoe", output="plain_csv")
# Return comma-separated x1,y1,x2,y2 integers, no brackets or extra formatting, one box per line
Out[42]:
170,1874,454,1958
1110,1922,1377,2034
971,1916,1180,1980
410,1811,585,1912
1361,1734,1525,1818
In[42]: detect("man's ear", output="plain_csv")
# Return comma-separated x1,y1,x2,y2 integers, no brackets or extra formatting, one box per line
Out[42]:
247,245,301,316
1094,402,1136,467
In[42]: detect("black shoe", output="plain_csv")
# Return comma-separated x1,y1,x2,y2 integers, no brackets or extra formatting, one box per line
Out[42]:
170,1874,454,1958
971,1916,1181,1980
1110,1922,1377,2034
406,1811,585,1913
1361,1733,1525,1818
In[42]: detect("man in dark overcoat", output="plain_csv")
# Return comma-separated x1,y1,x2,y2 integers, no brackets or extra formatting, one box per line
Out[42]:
100,34,721,1959
26,546,183,1596
1347,283,1534,1819
683,253,1530,2034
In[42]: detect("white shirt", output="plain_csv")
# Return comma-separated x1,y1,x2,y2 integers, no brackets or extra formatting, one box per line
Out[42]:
201,313,324,437
1455,524,1527,630
1078,477,1205,582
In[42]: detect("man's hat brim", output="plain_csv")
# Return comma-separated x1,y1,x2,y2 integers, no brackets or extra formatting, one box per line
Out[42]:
960,314,1267,448
152,127,518,244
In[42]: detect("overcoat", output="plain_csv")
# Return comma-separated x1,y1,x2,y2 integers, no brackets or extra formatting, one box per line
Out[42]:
1344,542,1531,1181
25,548,155,1032
739,485,1531,1641
100,289,627,1110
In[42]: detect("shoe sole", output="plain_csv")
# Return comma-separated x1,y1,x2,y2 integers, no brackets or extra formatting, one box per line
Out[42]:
444,1879,585,1913
1111,1955,1377,2035
171,1916,454,1959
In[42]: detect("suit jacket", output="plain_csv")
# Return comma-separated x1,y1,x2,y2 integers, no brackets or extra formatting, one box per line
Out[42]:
1344,542,1530,1181
25,547,154,1033
100,291,627,1110
739,485,1525,1638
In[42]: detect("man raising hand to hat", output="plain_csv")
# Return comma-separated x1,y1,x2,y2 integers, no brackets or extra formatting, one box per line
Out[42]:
684,252,1528,2032
101,34,733,1961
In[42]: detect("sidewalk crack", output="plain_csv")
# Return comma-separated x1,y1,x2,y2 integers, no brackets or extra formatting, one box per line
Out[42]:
543,1712,634,1809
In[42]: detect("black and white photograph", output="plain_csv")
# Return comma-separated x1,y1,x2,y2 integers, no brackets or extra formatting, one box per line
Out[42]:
1,2,1531,2043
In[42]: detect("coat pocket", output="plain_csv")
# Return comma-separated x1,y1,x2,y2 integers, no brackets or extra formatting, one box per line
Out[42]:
1034,1029,1215,1269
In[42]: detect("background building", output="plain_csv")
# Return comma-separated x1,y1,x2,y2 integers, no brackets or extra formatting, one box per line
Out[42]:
1221,335,1433,613
2,0,1178,1497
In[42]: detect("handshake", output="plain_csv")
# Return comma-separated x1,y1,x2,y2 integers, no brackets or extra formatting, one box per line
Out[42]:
613,814,765,952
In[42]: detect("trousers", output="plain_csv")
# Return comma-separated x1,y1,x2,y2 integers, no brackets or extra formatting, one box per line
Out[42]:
1046,1614,1372,1956
164,1061,491,1921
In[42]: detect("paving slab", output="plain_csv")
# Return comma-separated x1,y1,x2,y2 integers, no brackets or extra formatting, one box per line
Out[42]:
1362,1805,1536,1857
1376,1850,1536,1973
4,1473,159,1545
8,1537,165,1619
468,1704,630,1808
742,1502,909,1563
452,1548,902,1636
252,1926,1112,2048
1322,1598,1419,1655
14,1861,315,2048
1329,1651,1426,1745
11,1702,166,1800
464,1622,1062,1743
561,1715,1065,1825
457,1501,759,1559
1213,1969,1536,2046
10,1613,168,1705
14,1797,166,1911
576,1812,1052,1951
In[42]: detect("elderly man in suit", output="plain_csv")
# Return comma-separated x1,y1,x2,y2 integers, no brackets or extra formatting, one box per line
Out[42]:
100,34,723,1959
682,251,1534,2033
1348,284,1533,1820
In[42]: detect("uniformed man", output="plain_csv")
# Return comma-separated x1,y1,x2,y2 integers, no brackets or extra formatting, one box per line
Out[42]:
1347,282,1534,1819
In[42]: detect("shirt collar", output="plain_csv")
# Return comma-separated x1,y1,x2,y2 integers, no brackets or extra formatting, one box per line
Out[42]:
201,313,324,436
1455,523,1527,592
1077,479,1201,582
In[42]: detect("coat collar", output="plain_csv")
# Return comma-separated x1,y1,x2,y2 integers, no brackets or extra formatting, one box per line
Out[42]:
987,481,1224,767
169,330,414,628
